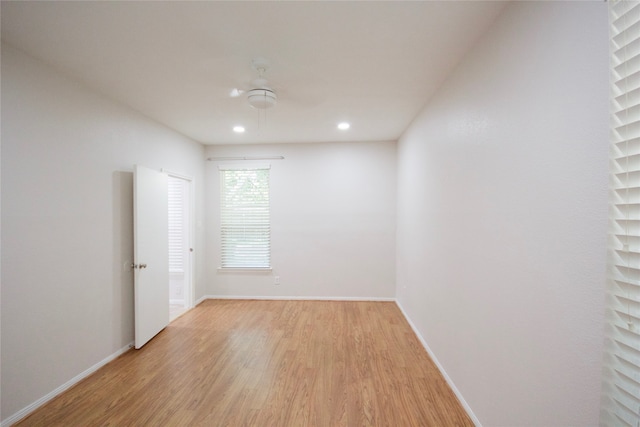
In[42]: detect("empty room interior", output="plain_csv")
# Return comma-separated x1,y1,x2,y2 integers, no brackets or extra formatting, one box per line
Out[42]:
1,1,636,426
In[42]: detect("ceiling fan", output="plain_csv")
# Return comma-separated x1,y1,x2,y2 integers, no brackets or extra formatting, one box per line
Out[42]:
230,58,278,109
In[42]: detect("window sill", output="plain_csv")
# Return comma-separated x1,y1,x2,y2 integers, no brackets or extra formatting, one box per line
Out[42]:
217,267,273,273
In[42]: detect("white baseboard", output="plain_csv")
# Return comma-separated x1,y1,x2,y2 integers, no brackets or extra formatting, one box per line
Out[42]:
169,299,185,306
195,294,209,306
200,294,396,302
1,342,134,427
394,300,482,427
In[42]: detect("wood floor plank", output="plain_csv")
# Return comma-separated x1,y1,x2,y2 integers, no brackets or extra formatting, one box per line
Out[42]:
14,300,473,426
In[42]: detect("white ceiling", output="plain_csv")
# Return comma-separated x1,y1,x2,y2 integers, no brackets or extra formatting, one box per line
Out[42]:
1,1,507,145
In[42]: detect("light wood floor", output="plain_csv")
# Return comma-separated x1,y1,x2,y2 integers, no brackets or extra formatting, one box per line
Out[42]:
15,300,473,426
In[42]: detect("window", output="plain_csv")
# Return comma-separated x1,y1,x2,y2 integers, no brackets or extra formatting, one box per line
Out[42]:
219,166,271,269
602,2,640,425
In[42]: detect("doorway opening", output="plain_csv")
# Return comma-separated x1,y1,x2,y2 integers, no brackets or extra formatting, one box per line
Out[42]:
168,174,193,321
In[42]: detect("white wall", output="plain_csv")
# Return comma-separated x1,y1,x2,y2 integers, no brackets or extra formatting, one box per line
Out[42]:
396,2,609,426
205,142,396,299
1,45,205,421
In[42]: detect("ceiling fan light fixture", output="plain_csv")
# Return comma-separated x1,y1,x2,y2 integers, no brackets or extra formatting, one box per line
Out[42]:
247,88,277,109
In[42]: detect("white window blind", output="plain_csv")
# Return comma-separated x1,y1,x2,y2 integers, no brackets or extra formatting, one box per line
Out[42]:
219,167,271,269
168,176,186,272
604,2,640,425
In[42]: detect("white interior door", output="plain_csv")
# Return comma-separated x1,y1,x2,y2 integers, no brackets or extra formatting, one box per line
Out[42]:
134,165,169,349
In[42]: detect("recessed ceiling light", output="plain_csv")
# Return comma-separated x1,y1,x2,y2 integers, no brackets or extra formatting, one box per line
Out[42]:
338,122,350,130
233,126,245,133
